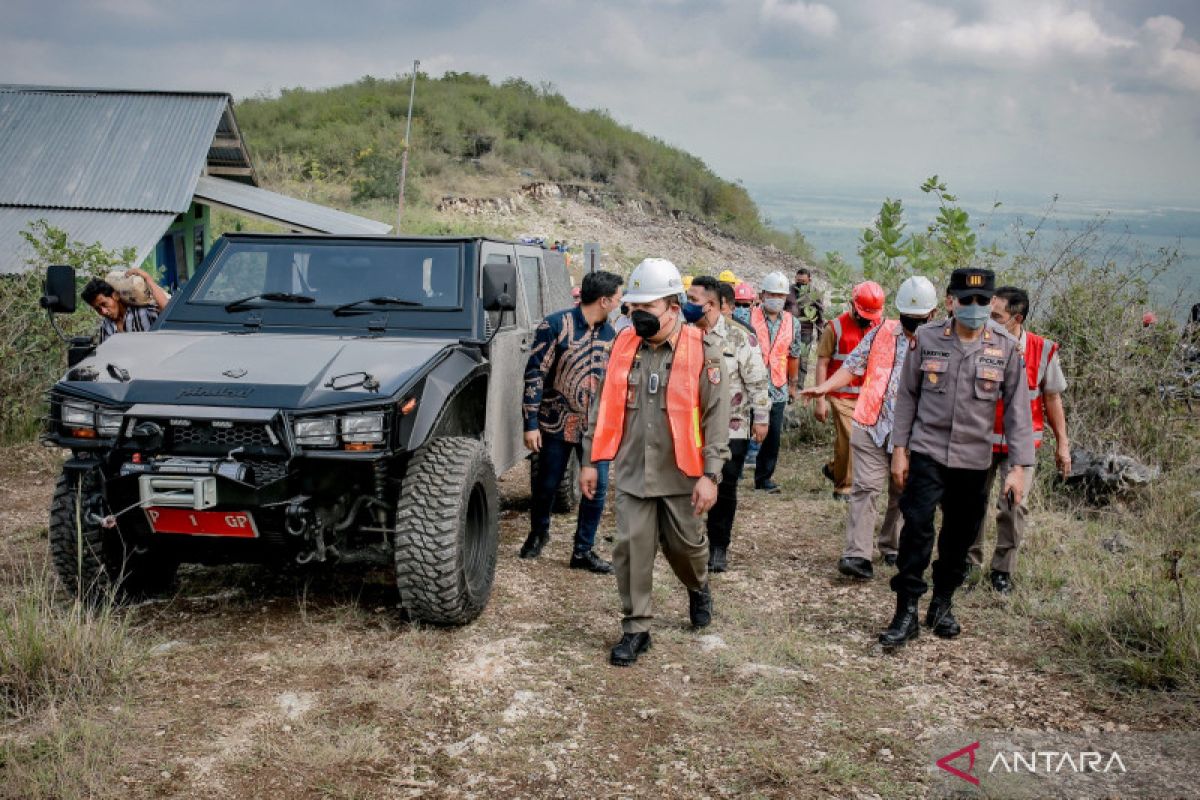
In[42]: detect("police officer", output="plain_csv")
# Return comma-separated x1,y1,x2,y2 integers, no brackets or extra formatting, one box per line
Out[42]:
685,275,770,573
881,267,1035,647
581,258,730,667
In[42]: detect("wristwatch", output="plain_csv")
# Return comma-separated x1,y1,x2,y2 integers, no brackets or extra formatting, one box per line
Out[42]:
703,471,722,485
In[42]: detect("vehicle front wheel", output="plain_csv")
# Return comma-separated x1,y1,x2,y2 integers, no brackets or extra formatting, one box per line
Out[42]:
393,437,498,625
48,470,178,601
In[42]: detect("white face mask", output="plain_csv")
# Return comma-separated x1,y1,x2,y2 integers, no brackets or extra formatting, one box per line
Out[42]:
762,297,786,314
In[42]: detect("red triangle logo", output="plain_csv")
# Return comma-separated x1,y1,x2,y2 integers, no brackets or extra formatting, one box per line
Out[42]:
937,741,981,786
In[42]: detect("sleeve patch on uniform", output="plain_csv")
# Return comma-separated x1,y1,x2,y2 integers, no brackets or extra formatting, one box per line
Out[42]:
707,367,722,385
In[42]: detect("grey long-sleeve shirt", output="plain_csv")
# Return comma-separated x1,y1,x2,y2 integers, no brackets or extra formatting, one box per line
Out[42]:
582,323,731,498
891,319,1034,470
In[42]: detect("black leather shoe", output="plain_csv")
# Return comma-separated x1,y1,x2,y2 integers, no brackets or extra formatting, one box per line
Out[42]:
837,556,874,579
518,531,549,559
609,632,651,666
822,463,835,483
569,550,613,574
756,481,781,494
709,546,728,573
990,570,1013,595
925,594,962,638
882,552,898,567
879,594,920,648
688,583,713,628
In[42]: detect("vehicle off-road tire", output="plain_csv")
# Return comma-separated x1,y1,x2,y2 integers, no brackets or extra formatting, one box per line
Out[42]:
394,437,499,625
529,448,581,514
49,470,179,601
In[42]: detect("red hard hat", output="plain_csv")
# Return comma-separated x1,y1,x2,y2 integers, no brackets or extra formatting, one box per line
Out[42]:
734,282,756,303
852,281,885,321
1142,311,1157,326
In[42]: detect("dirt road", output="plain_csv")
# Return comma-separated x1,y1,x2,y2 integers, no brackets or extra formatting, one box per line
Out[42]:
0,440,1186,799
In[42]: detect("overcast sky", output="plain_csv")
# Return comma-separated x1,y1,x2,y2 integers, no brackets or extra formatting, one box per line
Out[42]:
5,0,1200,206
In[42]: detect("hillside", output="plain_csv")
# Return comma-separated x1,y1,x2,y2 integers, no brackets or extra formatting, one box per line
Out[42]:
234,72,815,262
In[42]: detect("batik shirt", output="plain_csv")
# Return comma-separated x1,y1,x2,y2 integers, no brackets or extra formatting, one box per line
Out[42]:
842,324,908,449
523,305,616,443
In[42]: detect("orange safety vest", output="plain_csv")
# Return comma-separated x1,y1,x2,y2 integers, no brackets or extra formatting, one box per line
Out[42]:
591,325,706,477
852,320,901,427
992,332,1058,453
750,306,794,389
829,311,876,400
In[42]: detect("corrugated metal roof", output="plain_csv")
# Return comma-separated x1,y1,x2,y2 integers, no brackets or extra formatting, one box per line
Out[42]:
0,208,174,274
193,176,392,235
0,87,229,212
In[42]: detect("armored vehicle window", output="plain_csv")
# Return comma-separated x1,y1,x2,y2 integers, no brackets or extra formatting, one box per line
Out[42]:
192,241,462,309
518,255,543,319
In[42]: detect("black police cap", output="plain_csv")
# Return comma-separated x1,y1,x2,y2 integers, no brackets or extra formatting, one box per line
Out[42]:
947,268,996,298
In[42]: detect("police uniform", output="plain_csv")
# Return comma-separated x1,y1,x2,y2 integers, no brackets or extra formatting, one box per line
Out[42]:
886,268,1034,637
705,314,771,562
582,321,730,636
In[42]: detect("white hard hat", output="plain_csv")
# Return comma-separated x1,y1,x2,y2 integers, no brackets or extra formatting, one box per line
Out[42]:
623,258,685,303
760,271,790,294
895,275,938,315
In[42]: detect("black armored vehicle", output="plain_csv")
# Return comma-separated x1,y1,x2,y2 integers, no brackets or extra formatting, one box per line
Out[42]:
41,234,572,624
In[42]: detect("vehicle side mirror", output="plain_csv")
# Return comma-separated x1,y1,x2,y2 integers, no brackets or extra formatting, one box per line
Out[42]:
481,261,518,312
41,264,77,314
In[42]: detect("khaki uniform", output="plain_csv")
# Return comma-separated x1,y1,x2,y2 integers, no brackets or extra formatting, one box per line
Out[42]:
717,315,771,438
888,319,1035,598
816,324,857,495
582,322,730,634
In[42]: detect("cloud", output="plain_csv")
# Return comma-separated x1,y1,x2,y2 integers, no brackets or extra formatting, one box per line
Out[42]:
940,4,1134,63
760,0,839,38
1138,14,1200,92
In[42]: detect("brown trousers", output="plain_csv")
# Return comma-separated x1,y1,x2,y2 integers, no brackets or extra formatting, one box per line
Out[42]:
967,454,1037,573
844,425,902,560
613,491,709,634
827,397,856,495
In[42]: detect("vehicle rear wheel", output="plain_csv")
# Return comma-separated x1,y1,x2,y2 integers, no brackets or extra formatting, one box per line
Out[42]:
394,437,498,625
49,470,178,601
529,448,581,514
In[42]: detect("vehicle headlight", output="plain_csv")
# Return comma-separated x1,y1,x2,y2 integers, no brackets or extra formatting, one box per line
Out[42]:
97,409,125,437
340,412,385,444
62,401,96,428
294,416,338,447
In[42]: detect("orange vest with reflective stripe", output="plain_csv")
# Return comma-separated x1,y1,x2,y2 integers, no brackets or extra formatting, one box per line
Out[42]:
992,332,1057,453
591,325,706,477
852,320,901,427
829,311,876,400
750,306,793,389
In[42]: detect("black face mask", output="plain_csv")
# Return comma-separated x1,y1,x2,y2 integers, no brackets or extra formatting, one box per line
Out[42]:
631,309,663,338
900,314,926,333
852,312,871,329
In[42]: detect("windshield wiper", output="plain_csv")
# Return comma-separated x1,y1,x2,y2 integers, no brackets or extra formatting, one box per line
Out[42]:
223,292,316,312
333,296,422,316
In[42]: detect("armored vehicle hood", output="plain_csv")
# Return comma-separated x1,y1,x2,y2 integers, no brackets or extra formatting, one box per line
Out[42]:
59,330,456,409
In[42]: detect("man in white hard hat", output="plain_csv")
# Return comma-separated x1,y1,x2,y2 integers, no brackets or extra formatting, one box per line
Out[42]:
802,276,939,580
581,258,731,666
748,271,804,493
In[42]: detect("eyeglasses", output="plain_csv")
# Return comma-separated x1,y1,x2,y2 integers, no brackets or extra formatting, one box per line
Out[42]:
956,294,991,306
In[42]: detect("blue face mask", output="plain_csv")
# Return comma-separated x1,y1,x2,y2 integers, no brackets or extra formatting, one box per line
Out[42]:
681,301,707,324
955,300,991,330
733,306,751,326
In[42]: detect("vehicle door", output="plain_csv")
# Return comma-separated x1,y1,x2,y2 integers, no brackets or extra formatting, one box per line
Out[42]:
481,242,532,474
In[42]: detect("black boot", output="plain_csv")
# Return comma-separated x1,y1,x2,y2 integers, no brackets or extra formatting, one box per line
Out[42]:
569,550,613,574
925,593,962,639
688,583,713,628
518,531,549,559
837,556,873,580
878,594,920,648
709,546,728,573
609,632,651,666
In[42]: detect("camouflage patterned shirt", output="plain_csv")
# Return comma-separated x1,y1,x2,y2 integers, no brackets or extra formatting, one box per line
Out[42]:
711,315,772,439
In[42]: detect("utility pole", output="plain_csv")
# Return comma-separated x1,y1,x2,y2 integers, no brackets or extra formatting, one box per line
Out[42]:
397,59,420,231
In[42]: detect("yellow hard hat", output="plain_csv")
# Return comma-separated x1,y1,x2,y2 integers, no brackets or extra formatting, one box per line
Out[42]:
718,269,738,284
682,275,694,289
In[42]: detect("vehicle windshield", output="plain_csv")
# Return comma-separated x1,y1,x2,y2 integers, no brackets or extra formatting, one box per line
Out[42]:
192,241,462,310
